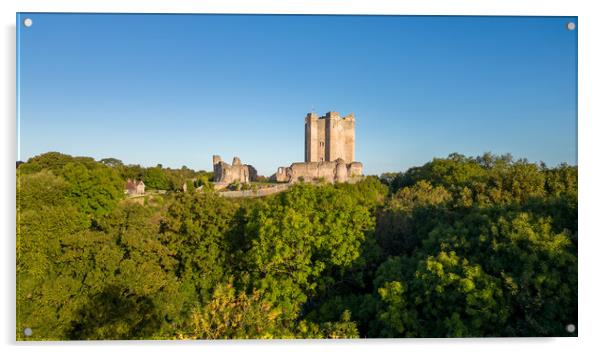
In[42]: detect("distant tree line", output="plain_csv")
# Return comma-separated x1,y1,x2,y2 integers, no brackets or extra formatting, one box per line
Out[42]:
16,151,577,339
18,152,213,193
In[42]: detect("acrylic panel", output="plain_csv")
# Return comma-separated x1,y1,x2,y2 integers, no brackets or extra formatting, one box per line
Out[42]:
16,13,577,340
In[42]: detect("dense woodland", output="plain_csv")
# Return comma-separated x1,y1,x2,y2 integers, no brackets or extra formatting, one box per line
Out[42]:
16,152,577,339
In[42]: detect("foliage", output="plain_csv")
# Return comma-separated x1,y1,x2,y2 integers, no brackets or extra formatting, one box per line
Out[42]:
100,157,124,167
379,251,508,337
227,181,242,191
370,153,577,337
159,192,238,303
143,166,171,190
16,152,577,339
177,283,289,339
61,162,124,217
241,183,374,319
376,180,452,257
18,152,124,218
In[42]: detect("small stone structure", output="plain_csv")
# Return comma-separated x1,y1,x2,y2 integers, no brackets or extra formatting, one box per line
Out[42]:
125,179,145,196
274,111,363,183
213,155,257,184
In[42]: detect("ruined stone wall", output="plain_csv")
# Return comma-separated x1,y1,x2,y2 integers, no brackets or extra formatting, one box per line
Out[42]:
213,155,257,184
275,159,363,184
347,161,362,177
219,183,292,198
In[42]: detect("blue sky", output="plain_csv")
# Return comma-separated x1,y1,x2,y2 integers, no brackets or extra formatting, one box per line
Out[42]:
17,14,577,175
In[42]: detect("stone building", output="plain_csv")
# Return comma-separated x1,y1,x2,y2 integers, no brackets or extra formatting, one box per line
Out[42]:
125,179,145,196
213,155,257,184
305,111,355,163
274,111,363,183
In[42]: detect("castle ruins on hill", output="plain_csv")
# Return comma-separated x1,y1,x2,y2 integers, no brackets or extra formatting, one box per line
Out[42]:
275,111,363,183
212,155,257,185
213,111,363,186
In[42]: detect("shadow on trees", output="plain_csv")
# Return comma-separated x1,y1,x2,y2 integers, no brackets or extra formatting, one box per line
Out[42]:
68,285,163,340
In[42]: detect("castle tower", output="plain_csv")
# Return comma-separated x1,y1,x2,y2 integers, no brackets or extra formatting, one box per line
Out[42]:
304,111,355,163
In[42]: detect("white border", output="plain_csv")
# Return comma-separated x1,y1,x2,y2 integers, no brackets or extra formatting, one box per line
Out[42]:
2,1,600,354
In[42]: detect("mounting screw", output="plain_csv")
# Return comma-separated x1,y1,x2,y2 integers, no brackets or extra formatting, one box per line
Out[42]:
566,324,576,333
23,18,33,27
566,22,576,31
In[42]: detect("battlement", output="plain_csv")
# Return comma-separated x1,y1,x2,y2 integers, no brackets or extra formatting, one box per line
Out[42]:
306,112,319,121
306,111,355,122
325,111,340,119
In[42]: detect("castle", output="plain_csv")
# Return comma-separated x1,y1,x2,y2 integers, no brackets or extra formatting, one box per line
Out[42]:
212,155,257,185
274,111,363,183
212,111,363,187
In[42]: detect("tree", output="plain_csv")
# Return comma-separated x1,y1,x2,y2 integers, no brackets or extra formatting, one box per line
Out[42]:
177,283,360,339
241,184,373,319
16,151,577,339
67,204,185,339
61,162,124,217
376,181,452,257
143,166,170,190
18,152,124,218
100,157,124,167
414,251,506,337
176,283,290,339
160,192,238,303
19,151,96,174
18,173,183,340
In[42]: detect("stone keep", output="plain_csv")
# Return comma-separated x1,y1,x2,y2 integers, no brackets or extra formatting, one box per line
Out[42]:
213,155,257,184
305,111,355,163
274,111,362,183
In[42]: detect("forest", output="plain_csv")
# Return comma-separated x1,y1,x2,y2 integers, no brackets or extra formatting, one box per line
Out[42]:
16,151,577,339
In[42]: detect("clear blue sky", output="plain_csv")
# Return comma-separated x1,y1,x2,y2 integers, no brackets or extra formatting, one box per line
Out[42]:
17,14,577,175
